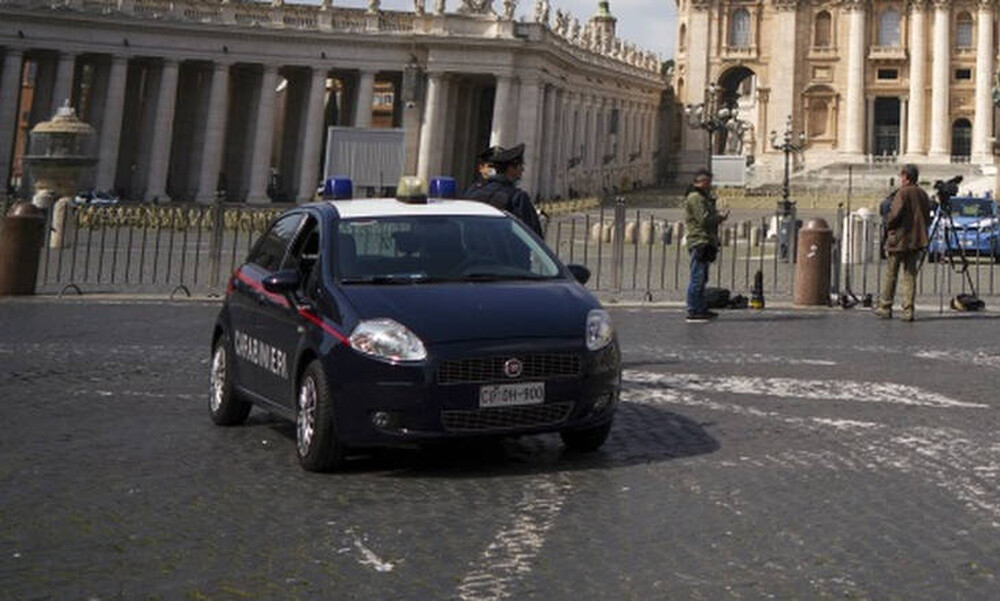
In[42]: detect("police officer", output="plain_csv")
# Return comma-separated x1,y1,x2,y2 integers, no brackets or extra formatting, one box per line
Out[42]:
465,146,501,196
463,143,544,236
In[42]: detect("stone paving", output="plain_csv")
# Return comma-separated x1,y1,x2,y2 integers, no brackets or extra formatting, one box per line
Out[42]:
2,299,1000,599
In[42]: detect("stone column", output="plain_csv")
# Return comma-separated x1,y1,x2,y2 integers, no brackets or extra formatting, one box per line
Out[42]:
516,74,544,196
0,48,24,194
145,58,179,202
50,52,77,117
247,64,278,204
843,1,866,156
354,69,376,128
906,1,927,155
195,60,231,203
490,74,514,147
541,85,559,199
928,0,950,158
972,0,995,162
95,54,129,192
417,72,445,181
769,4,798,157
297,67,328,203
684,5,710,156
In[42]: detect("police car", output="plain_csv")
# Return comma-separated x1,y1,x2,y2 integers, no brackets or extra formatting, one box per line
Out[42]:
209,178,621,471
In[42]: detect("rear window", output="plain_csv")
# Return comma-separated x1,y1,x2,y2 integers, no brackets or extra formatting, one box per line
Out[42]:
335,215,560,283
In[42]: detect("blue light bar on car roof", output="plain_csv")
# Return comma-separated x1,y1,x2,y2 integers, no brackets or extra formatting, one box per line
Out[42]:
428,176,456,199
323,176,353,200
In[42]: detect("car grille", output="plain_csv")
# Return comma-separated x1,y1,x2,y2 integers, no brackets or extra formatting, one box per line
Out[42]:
441,402,573,432
437,353,581,384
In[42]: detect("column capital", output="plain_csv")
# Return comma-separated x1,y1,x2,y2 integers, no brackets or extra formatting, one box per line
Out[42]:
772,0,799,12
930,0,949,10
976,0,996,10
212,59,233,71
3,48,25,59
906,0,926,12
841,0,868,13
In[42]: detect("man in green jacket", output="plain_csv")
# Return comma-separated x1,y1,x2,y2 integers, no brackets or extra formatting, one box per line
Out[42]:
876,163,932,321
684,168,728,322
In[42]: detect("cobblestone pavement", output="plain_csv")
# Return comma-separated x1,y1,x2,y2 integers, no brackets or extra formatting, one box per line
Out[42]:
2,299,1000,600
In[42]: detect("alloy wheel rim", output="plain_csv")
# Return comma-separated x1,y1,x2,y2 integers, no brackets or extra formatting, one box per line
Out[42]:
210,345,226,413
297,375,317,456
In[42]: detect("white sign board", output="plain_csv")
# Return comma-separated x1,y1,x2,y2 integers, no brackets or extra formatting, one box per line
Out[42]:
324,127,405,189
711,155,748,187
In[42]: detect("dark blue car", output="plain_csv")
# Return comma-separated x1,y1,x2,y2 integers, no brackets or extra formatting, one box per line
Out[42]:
209,196,621,471
927,194,1000,262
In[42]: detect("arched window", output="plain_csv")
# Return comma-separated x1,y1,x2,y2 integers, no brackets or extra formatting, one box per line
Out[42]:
729,8,751,48
679,23,687,51
676,77,685,102
956,12,974,48
878,9,901,47
814,11,832,48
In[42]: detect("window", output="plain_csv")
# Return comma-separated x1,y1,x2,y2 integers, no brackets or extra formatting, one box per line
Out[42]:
283,216,321,298
878,9,901,47
956,12,974,48
679,23,687,51
814,11,832,48
877,68,899,80
955,68,972,81
248,214,305,272
729,8,751,48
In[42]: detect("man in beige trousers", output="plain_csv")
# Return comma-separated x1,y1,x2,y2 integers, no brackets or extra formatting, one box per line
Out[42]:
876,164,932,322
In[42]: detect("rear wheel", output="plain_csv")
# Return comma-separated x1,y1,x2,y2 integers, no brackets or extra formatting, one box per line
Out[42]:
296,361,345,472
209,334,252,426
560,421,612,452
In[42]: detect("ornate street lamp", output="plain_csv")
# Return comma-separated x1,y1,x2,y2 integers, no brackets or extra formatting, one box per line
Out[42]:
684,82,735,171
769,114,806,217
769,115,806,261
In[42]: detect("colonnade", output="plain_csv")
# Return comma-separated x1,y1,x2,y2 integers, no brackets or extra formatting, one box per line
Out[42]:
843,0,996,161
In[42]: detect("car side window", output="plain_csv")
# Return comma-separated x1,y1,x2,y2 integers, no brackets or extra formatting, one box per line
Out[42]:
283,216,321,299
248,214,304,272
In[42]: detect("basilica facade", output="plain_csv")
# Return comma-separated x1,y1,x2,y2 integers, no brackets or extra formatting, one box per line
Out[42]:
673,0,1000,175
0,0,665,203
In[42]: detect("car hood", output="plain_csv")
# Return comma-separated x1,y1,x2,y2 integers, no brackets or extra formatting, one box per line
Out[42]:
948,215,997,230
340,280,599,343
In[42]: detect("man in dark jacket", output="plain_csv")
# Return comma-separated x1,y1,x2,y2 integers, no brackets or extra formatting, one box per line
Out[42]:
876,163,932,321
463,143,544,236
684,168,728,322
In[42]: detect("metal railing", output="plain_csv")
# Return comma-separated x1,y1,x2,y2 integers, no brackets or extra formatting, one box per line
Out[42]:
19,198,1000,305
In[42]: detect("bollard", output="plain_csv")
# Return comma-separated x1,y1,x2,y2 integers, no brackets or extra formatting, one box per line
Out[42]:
793,218,833,306
0,203,47,295
624,220,638,244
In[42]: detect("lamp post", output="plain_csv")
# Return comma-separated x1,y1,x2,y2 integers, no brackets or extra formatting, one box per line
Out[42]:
684,82,735,172
769,114,806,217
769,115,806,261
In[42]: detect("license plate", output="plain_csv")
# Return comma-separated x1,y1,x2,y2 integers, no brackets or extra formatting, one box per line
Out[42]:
479,382,545,408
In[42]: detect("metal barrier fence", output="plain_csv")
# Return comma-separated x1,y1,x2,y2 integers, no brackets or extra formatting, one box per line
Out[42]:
22,198,1000,303
33,202,285,297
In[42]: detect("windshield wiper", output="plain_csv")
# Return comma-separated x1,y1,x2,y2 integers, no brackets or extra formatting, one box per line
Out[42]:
340,274,429,285
460,272,556,282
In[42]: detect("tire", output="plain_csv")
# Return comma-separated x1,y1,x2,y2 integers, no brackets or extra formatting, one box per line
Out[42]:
209,334,252,426
560,420,612,452
296,360,345,472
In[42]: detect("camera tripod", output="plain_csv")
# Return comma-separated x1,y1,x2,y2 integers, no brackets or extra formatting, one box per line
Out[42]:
918,193,985,311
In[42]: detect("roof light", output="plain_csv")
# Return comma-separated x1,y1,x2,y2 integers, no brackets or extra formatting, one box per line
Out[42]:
323,176,353,200
396,176,428,204
428,176,456,199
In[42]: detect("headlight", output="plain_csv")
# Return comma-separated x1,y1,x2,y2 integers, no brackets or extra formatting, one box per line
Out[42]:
586,309,614,351
349,318,427,362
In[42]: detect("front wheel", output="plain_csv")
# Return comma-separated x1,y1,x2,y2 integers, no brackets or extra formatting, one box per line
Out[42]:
560,421,612,452
296,361,345,472
209,334,251,426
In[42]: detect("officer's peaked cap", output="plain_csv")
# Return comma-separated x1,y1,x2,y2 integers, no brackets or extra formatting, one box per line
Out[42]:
478,145,504,163
493,143,525,166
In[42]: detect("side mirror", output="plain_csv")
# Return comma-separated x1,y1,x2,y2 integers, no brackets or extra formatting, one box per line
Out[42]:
567,264,591,285
262,269,301,294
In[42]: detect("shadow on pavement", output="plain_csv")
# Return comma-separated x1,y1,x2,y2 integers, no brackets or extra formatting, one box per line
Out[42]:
251,402,719,478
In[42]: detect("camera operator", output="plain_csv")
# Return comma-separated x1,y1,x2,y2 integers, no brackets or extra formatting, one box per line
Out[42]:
875,164,932,322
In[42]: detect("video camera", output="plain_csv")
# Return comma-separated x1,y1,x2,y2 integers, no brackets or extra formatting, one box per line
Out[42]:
933,175,963,212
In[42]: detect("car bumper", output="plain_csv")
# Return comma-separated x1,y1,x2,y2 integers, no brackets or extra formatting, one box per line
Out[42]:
321,338,621,447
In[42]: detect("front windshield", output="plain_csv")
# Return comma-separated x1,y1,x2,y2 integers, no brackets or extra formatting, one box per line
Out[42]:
953,198,994,218
335,215,561,283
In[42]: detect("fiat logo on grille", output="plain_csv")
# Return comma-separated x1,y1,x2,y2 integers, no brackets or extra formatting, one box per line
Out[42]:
503,358,523,379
